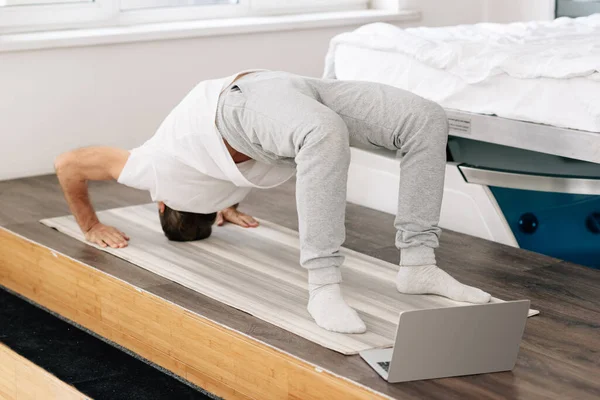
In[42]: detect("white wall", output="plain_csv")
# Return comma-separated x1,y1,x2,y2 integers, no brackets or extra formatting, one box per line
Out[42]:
484,0,555,23
399,0,555,26
0,1,556,181
399,0,485,26
0,26,367,180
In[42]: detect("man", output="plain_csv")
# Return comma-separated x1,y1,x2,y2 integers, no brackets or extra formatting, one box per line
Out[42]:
55,70,491,334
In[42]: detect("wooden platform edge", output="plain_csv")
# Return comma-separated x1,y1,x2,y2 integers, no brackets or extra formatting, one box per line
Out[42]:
0,227,389,400
0,342,89,400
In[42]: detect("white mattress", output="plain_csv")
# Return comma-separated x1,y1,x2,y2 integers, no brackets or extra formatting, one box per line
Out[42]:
324,16,600,132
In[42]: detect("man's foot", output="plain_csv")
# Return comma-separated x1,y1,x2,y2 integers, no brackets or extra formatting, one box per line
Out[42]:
307,283,367,334
396,265,491,304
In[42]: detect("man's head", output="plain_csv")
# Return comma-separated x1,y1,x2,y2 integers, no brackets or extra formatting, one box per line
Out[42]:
159,203,217,242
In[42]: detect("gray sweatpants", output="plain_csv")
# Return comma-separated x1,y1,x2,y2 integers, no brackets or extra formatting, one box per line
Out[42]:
216,71,448,285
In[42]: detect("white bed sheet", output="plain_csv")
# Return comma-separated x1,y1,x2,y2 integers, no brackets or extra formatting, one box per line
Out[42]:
325,16,600,132
333,44,600,132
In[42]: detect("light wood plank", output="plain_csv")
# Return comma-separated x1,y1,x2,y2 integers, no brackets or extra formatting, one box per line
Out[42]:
0,343,89,400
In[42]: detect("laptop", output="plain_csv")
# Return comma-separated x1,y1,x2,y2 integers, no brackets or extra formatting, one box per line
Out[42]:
360,300,530,383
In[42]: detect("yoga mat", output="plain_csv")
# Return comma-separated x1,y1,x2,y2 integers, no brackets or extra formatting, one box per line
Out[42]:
42,204,538,355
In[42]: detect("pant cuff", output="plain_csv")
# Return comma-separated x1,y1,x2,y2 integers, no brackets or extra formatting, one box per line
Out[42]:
308,266,342,285
400,246,436,266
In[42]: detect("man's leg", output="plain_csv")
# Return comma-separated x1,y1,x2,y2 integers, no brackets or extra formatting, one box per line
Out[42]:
218,74,366,333
311,78,490,304
293,109,367,334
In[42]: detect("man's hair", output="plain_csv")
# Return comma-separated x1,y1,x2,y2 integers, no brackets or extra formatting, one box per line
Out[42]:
159,204,217,242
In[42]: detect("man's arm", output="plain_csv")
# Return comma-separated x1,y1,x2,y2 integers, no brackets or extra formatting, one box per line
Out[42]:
54,146,130,248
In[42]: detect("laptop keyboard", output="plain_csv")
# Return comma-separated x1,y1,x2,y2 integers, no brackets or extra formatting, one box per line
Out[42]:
377,361,391,372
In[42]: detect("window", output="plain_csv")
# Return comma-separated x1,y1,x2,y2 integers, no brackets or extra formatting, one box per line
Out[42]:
0,0,116,32
121,0,238,11
1,0,91,5
2,0,90,4
0,0,369,33
251,0,367,14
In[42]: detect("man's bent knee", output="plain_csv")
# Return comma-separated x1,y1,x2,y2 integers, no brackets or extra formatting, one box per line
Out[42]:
302,114,351,160
397,98,448,150
419,99,449,141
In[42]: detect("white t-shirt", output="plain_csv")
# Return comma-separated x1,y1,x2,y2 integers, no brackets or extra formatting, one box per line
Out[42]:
118,70,295,213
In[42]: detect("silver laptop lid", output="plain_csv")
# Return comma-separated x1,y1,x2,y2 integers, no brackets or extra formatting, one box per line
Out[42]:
387,300,530,382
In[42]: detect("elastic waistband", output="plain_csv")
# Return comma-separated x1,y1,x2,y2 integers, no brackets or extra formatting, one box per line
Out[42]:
229,70,266,88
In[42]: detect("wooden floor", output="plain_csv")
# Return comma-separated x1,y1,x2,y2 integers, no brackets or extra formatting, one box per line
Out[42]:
0,343,87,400
1,175,599,399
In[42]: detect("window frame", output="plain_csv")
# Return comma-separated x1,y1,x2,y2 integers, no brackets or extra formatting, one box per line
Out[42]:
117,0,250,26
0,0,369,34
249,0,367,15
0,0,119,33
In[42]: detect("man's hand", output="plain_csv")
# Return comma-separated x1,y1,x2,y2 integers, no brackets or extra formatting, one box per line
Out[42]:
216,205,259,228
85,222,130,248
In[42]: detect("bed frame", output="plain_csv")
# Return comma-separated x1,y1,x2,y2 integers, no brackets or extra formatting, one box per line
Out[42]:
445,110,600,196
446,110,600,164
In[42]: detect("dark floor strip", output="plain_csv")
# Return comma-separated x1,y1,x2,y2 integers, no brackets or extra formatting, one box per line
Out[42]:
0,285,218,400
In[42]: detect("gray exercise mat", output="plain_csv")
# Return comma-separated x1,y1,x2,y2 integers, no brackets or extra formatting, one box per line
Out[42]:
42,204,537,355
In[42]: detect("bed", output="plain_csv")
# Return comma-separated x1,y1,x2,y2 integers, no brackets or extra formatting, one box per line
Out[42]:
324,14,600,268
324,14,600,162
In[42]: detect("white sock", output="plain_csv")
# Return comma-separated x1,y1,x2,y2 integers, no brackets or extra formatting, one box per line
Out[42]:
307,283,366,334
396,265,491,304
